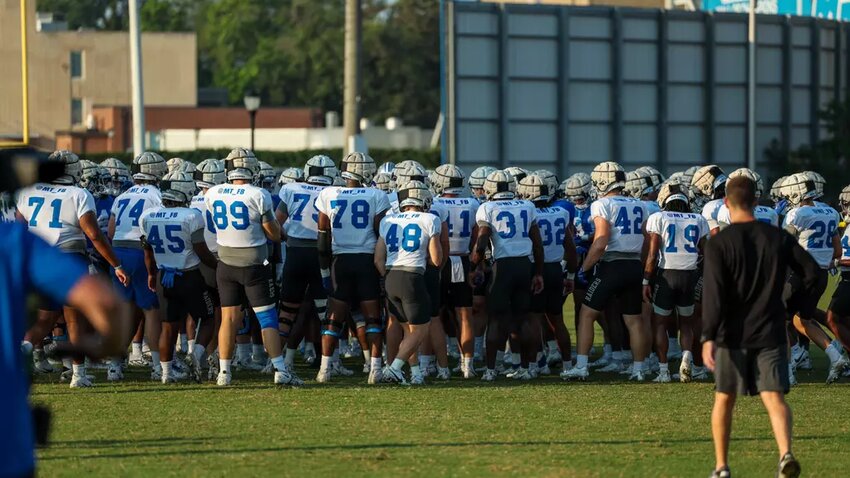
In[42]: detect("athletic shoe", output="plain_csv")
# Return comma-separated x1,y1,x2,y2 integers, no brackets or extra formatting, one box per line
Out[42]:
58,368,72,382
216,371,231,386
653,370,671,383
32,350,55,374
150,367,162,381
208,360,219,382
679,359,693,383
559,368,575,380
331,361,354,377
128,355,150,368
788,370,798,387
793,349,812,371
167,367,188,381
619,363,634,375
480,369,498,382
368,367,383,385
409,372,425,385
691,366,710,380
274,369,301,386
260,360,274,375
777,452,801,478
448,342,461,359
436,367,451,380
382,366,406,384
589,355,611,368
598,361,625,373
629,369,646,382
107,365,124,382
339,340,352,358
645,355,660,373
161,372,180,384
539,363,551,376
826,356,847,384
185,354,203,383
303,348,316,365
424,363,438,377
69,374,93,388
316,368,331,383
709,466,731,478
547,348,562,365
511,368,532,381
561,366,589,381
462,365,477,379
452,363,463,373
528,363,539,378
234,356,264,372
362,362,371,374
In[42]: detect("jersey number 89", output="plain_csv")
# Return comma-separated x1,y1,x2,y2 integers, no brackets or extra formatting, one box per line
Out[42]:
211,200,250,230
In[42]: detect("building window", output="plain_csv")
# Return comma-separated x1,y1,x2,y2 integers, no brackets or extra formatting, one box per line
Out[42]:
71,98,83,125
70,51,83,78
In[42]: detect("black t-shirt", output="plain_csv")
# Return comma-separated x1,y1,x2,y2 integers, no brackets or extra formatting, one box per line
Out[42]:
701,220,820,349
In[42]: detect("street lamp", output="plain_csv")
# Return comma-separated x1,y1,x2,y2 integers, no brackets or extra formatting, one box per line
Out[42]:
243,90,261,151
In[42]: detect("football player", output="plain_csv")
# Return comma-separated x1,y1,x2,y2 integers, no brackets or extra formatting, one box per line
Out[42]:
691,165,728,235
643,181,709,382
564,162,650,381
204,148,295,386
473,170,544,381
716,169,779,227
315,152,391,384
17,150,129,386
377,180,443,385
826,184,850,357
140,172,217,383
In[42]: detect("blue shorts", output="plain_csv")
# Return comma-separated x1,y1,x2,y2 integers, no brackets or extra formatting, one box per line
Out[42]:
113,247,159,310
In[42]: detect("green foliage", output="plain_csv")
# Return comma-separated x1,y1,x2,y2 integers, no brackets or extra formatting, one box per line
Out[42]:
81,148,441,169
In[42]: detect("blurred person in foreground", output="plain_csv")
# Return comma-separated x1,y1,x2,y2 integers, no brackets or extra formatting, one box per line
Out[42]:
0,149,132,478
701,176,818,478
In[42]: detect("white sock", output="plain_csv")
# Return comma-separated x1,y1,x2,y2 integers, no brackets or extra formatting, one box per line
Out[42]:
131,342,143,357
72,363,85,376
187,339,196,355
362,350,371,363
462,357,472,368
161,361,172,376
193,344,206,363
220,358,232,374
575,355,588,369
546,340,558,353
411,364,421,376
682,350,693,365
305,342,315,354
320,355,332,371
21,341,33,354
271,355,286,372
658,362,669,373
826,342,842,363
285,348,296,367
391,358,405,371
150,351,160,367
371,357,382,371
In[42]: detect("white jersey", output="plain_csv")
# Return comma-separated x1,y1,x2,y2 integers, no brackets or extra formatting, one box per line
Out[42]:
590,196,647,255
140,207,205,270
840,226,850,272
783,205,841,268
387,191,400,215
701,198,725,230
645,211,710,270
535,206,572,264
111,185,162,243
190,193,218,253
204,183,274,248
16,183,95,247
380,212,441,272
429,200,449,223
644,200,661,216
434,196,479,255
716,204,779,227
476,200,538,260
316,187,390,255
279,182,326,241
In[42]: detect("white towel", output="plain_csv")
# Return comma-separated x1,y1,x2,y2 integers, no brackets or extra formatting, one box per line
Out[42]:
450,256,465,283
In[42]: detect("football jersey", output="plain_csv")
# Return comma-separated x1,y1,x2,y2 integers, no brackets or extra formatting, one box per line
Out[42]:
783,205,841,268
535,206,572,263
204,184,274,248
140,207,205,270
590,196,647,255
279,182,326,241
111,185,163,243
434,196,479,255
95,196,114,237
190,193,218,253
476,199,538,260
316,187,390,254
387,190,399,215
380,212,441,272
840,226,850,272
644,200,662,216
16,183,95,247
701,198,725,230
573,204,595,249
646,211,710,270
716,204,779,227
429,200,449,223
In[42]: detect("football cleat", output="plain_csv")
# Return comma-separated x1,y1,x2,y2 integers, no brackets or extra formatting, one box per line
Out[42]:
511,368,532,381
480,369,498,382
547,348,562,366
777,452,801,478
629,369,646,382
461,365,477,379
128,355,150,368
589,355,611,368
274,369,301,386
330,361,354,377
409,372,425,385
653,370,672,383
538,363,551,376
826,356,848,385
107,364,124,382
184,354,203,383
561,366,589,381
32,350,55,374
691,366,710,381
679,360,693,383
381,366,406,385
303,348,317,365
362,362,371,374
599,361,626,373
709,466,732,478
527,363,539,378
436,367,451,381
315,368,332,383
216,371,231,386
69,374,94,388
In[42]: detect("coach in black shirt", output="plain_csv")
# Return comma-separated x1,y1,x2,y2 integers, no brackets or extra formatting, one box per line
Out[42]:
701,176,818,478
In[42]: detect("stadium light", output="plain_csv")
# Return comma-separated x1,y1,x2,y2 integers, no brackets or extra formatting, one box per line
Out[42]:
243,90,261,150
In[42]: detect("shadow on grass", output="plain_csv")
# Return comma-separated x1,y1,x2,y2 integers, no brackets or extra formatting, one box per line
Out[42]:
39,434,838,462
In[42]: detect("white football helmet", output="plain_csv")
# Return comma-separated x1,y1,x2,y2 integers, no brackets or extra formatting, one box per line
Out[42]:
395,163,428,186
224,148,259,182
770,176,788,205
160,171,197,205
372,172,395,194
562,174,592,205
340,152,377,184
394,160,424,176
656,180,691,209
591,162,626,195
517,174,550,202
681,166,700,187
48,150,82,185
483,170,516,201
469,166,497,190
625,170,650,198
504,167,529,186
132,151,168,182
79,160,105,197
100,157,131,195
167,157,186,173
534,169,559,197
304,155,338,186
378,162,396,175
278,167,305,185
839,184,850,216
727,168,764,199
780,173,819,206
194,159,226,189
175,161,197,174
397,180,432,210
637,166,665,192
431,164,466,195
690,165,727,199
258,161,277,190
802,171,825,199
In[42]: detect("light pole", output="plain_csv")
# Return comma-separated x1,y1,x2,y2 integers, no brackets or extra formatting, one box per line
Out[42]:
243,90,261,151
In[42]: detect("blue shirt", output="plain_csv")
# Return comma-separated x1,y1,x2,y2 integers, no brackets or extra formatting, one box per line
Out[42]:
552,199,577,229
0,222,88,478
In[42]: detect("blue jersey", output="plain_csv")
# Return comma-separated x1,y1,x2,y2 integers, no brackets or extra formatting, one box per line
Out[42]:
0,222,88,478
573,205,595,251
87,196,115,252
552,199,577,228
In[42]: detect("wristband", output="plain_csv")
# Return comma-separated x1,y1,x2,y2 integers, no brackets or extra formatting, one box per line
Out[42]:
320,268,331,278
642,278,650,286
114,264,124,271
565,272,575,281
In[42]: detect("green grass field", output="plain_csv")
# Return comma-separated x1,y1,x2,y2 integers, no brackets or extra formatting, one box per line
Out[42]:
30,281,850,477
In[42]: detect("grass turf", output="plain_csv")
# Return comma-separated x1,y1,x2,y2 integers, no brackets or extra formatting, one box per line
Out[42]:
30,280,850,477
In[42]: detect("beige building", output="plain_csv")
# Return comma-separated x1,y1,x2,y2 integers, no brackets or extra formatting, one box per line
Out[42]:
0,0,196,146
482,0,669,7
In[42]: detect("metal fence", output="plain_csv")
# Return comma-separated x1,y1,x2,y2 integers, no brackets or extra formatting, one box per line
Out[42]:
443,1,850,177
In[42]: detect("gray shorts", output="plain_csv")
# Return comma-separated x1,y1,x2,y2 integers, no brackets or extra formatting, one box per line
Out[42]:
715,346,789,396
385,269,431,326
